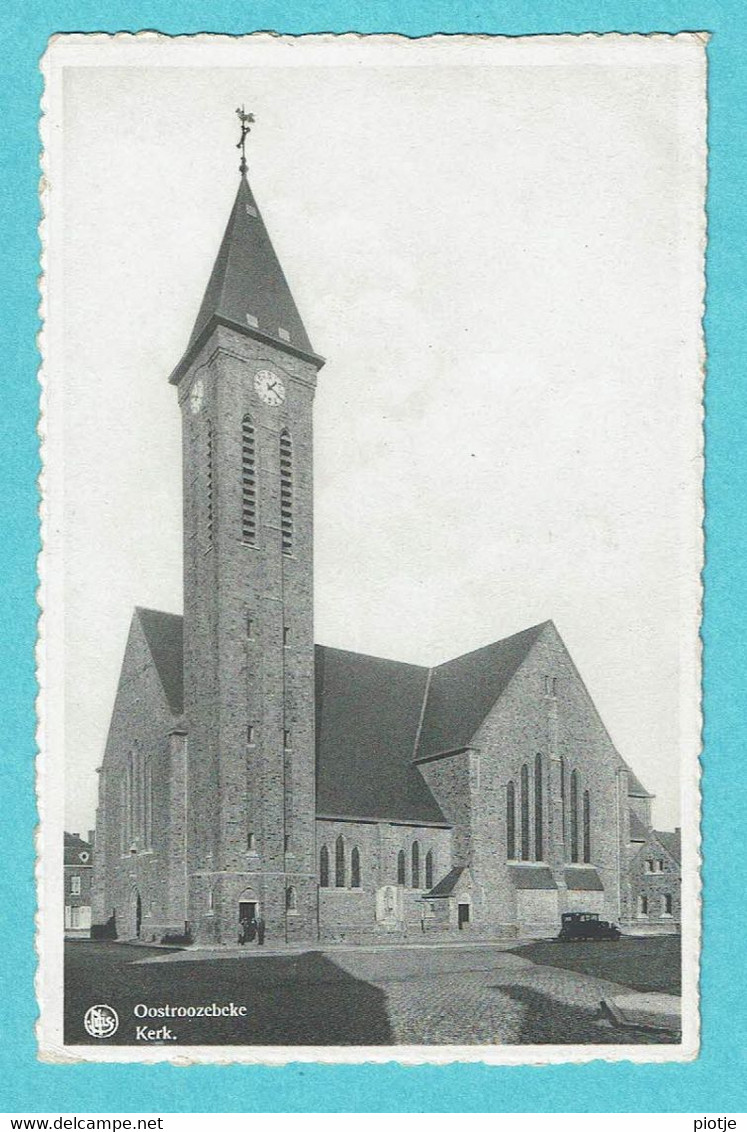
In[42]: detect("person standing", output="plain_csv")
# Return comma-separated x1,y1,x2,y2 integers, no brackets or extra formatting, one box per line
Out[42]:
256,915,266,946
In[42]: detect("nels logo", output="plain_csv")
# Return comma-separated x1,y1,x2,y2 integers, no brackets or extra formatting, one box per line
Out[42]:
84,1003,119,1039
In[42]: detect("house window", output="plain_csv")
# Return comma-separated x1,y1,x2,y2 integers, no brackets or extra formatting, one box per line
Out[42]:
70,875,81,896
279,430,293,555
638,894,648,916
241,415,257,544
664,893,673,916
70,906,80,928
534,753,544,861
520,764,530,860
397,849,406,885
570,770,579,863
351,847,361,888
335,835,345,887
506,781,516,860
425,849,434,890
411,841,421,889
582,789,591,863
286,886,297,912
319,845,329,888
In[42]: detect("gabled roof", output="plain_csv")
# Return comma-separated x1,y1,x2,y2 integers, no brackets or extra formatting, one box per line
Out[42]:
136,607,184,716
629,809,649,842
416,622,550,760
314,645,445,824
656,829,681,863
186,175,315,360
509,865,558,890
425,866,466,898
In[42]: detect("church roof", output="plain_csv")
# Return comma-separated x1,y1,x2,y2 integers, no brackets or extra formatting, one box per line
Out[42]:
509,865,558,890
416,622,550,760
564,866,604,891
656,829,681,863
627,768,653,798
629,809,649,842
136,607,184,716
425,867,466,898
186,175,316,362
314,645,445,825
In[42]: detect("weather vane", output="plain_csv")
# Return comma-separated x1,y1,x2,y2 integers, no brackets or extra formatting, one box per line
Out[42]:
236,105,255,175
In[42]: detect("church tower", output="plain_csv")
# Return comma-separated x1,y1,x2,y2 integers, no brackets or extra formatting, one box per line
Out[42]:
169,125,324,944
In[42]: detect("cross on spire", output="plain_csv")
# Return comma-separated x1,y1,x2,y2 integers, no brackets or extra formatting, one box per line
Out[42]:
236,106,255,176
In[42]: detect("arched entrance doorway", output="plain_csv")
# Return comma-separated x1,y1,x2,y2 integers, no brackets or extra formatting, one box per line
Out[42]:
237,889,260,944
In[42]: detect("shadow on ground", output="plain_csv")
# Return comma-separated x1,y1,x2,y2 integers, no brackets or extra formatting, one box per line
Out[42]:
489,983,670,1044
509,934,681,995
65,941,392,1045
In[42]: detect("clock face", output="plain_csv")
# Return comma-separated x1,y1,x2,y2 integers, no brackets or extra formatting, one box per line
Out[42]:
189,378,204,414
254,369,286,407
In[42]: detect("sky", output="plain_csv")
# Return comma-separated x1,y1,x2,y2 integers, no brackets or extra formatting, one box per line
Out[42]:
47,35,705,836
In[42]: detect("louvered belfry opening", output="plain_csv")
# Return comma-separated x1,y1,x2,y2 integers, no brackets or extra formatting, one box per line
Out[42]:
280,429,293,554
241,415,257,543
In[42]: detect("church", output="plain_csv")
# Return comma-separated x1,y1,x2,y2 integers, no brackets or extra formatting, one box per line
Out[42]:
91,133,655,947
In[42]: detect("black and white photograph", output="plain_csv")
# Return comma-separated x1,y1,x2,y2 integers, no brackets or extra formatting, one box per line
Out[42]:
38,32,705,1063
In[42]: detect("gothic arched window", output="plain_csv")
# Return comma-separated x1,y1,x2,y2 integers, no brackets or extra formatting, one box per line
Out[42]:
335,835,345,888
286,885,297,912
535,753,544,861
351,847,361,888
425,849,434,889
520,764,530,860
570,770,579,863
397,849,406,885
319,845,329,888
279,430,293,555
241,415,257,543
506,781,516,860
583,789,591,863
206,419,214,547
411,841,421,888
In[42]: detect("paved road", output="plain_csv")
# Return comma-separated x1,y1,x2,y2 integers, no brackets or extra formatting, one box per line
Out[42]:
65,939,675,1046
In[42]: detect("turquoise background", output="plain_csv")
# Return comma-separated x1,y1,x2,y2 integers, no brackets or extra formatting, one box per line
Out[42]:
2,0,744,1114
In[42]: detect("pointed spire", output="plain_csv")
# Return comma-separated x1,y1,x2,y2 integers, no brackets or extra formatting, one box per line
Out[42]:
170,167,322,384
189,174,316,352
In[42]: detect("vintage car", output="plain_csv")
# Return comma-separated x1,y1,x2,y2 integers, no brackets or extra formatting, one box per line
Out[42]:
557,911,621,942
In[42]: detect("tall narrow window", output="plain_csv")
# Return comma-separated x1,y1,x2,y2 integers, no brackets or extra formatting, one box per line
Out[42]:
570,770,579,863
319,845,329,887
534,753,544,861
506,781,516,860
206,420,214,546
351,847,361,888
285,886,297,912
639,894,648,916
241,415,257,543
279,429,293,555
425,849,434,889
335,835,345,887
144,757,152,850
520,764,530,860
397,849,406,885
582,789,591,863
664,893,673,915
411,841,421,889
560,756,566,853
